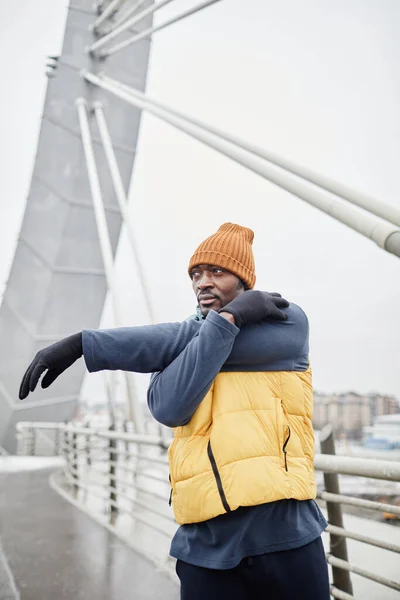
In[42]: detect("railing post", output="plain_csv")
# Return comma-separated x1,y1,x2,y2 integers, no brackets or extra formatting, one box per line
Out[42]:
320,424,353,596
29,426,36,456
109,423,118,523
72,430,79,497
55,425,63,456
85,423,92,467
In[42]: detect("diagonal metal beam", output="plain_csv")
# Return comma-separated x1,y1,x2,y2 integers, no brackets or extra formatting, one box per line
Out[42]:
99,0,223,58
102,76,400,228
92,0,127,31
89,0,175,54
83,72,400,259
93,102,156,323
76,97,144,433
103,0,147,34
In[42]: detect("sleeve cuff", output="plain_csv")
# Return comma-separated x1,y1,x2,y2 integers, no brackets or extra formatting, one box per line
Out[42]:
206,309,240,336
82,329,97,372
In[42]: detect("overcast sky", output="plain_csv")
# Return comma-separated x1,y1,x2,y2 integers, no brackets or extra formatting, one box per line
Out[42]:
0,0,399,405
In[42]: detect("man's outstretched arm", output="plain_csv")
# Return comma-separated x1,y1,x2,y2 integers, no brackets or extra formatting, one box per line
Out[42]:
19,320,202,399
18,291,289,399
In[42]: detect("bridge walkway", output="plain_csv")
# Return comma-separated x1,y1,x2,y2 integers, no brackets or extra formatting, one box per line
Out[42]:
0,459,179,600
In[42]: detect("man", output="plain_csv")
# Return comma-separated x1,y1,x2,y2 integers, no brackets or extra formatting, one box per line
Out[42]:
20,223,330,599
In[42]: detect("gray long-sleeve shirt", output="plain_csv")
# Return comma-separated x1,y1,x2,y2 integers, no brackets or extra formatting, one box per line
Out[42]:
82,304,326,569
83,304,309,426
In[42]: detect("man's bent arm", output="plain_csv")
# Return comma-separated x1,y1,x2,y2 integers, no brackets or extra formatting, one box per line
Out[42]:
148,303,308,427
147,310,239,427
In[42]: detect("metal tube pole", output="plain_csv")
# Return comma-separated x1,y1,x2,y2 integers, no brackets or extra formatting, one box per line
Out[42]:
104,0,146,33
96,0,112,14
99,0,223,58
109,422,118,523
103,76,400,228
314,454,400,481
82,73,400,259
72,431,79,497
93,102,156,323
76,98,144,433
89,0,175,54
92,0,126,32
94,102,170,440
320,425,353,596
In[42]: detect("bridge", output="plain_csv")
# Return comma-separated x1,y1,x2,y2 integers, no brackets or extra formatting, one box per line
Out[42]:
0,1,399,599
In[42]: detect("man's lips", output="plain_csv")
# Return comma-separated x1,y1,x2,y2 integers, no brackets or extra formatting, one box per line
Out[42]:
198,295,219,306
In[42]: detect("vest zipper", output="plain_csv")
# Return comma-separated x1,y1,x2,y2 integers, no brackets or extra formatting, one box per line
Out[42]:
283,426,291,472
207,441,231,513
168,474,173,506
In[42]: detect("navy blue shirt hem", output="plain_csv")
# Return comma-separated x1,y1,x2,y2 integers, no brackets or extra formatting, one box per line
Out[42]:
170,520,327,570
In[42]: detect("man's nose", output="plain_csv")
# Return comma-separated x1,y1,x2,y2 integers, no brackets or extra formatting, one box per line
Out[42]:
197,273,214,290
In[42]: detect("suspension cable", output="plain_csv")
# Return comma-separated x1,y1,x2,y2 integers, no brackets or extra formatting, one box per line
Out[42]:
99,0,222,58
101,76,400,229
76,98,145,432
89,0,175,54
82,73,400,259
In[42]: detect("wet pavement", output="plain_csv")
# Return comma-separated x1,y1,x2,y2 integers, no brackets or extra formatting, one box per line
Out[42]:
0,463,179,600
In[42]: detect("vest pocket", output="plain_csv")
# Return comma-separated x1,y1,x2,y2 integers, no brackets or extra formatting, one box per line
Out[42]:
207,441,231,513
283,426,291,471
276,399,291,471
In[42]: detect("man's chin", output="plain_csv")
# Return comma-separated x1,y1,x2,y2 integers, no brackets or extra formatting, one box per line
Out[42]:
200,304,220,317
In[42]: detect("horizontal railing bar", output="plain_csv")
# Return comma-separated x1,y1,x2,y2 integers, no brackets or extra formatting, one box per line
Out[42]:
88,459,136,471
64,468,136,504
63,445,168,466
327,555,400,591
132,497,175,522
71,462,169,500
326,524,400,554
96,429,166,446
80,465,137,487
320,491,400,517
80,463,167,486
63,471,173,535
19,424,400,479
16,422,64,431
64,470,110,502
62,443,127,455
314,454,400,482
136,470,168,483
133,482,168,501
330,587,355,600
61,425,166,448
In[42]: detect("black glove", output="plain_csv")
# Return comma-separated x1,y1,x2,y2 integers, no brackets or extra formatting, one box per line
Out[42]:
19,332,83,400
219,291,289,327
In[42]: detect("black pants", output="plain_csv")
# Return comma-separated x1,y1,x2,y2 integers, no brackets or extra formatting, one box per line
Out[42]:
176,537,330,600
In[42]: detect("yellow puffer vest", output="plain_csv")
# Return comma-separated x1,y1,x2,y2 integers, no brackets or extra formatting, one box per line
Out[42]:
168,367,316,525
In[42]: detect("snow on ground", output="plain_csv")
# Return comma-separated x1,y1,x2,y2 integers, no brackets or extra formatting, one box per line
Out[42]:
0,456,64,472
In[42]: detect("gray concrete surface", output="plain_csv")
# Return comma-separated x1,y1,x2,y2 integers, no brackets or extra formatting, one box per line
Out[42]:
0,466,178,600
0,542,19,600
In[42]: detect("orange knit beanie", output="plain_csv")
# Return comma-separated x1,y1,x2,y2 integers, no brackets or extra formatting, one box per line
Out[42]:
188,222,256,289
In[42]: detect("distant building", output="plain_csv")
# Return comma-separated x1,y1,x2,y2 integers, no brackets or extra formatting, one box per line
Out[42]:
363,414,400,450
313,391,400,440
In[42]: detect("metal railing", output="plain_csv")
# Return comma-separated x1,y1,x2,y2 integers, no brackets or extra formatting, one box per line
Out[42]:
15,421,400,597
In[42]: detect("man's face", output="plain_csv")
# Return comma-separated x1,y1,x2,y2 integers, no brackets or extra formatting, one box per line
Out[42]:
190,264,245,317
